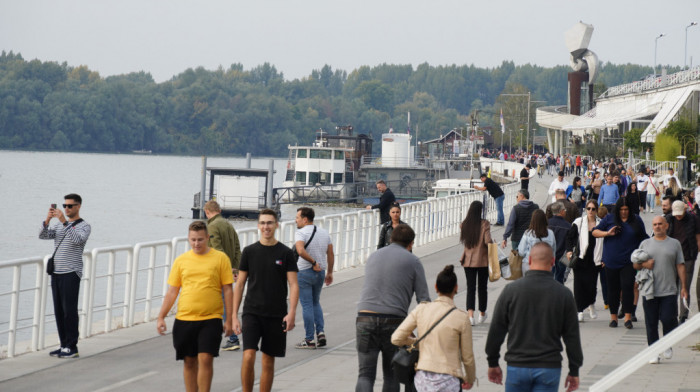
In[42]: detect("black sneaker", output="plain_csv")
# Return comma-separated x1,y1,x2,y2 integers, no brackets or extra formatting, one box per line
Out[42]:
49,347,63,357
624,320,633,329
222,339,240,351
631,314,638,322
609,320,618,328
317,332,327,348
58,347,79,359
295,339,316,349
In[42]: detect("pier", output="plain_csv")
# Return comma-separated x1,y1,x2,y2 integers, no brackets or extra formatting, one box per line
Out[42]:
1,174,699,391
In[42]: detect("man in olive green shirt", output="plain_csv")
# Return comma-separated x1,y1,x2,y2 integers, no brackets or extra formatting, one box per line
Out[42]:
204,200,241,351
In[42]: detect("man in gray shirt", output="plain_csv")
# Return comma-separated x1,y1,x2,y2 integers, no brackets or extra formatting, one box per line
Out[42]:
356,224,430,392
636,216,688,364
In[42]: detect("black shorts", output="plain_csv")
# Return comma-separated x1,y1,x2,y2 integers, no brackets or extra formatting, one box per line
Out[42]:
241,314,286,357
172,318,223,360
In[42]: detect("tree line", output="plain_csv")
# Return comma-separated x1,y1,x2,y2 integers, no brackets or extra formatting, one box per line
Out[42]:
0,50,669,157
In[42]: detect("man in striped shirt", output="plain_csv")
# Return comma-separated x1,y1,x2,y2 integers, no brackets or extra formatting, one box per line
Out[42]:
40,193,91,359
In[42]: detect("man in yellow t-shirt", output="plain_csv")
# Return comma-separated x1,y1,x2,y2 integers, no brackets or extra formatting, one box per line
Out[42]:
157,221,234,392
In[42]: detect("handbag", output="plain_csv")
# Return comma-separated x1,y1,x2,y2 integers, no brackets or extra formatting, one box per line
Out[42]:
561,242,580,269
505,250,523,280
46,219,83,276
391,307,457,385
487,243,501,282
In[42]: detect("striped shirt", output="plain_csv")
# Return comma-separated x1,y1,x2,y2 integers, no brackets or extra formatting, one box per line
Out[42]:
39,220,91,278
295,224,332,271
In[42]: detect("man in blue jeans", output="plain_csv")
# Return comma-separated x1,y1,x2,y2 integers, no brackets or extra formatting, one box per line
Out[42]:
293,207,334,349
486,242,582,392
475,173,505,226
355,225,430,391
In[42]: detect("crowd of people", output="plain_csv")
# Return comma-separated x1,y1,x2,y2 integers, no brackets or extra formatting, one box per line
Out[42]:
40,159,700,391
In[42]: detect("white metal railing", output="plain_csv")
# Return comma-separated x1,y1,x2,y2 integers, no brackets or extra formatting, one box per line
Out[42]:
0,182,519,358
599,66,700,99
589,313,700,391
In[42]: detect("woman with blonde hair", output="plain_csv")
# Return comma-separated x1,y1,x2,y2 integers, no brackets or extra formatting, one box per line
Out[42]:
664,177,683,203
392,265,476,391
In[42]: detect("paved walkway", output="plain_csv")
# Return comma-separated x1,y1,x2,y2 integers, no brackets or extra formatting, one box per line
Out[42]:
2,172,699,392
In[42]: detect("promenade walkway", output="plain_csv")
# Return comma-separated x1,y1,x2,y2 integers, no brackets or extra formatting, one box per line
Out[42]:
1,173,699,391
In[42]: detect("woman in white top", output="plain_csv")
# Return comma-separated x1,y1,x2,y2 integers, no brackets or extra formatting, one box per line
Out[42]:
636,170,648,213
518,209,556,274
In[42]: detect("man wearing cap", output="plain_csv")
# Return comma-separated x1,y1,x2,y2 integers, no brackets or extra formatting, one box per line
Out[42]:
548,171,570,203
665,200,700,324
475,173,505,226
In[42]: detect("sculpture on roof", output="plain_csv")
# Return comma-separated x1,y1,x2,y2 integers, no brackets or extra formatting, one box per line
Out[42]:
565,22,599,85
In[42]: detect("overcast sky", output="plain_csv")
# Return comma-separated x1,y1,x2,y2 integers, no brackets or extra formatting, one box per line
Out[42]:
1,0,698,83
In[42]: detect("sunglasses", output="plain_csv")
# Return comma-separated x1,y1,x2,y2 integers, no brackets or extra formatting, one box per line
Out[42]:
63,204,78,208
586,207,596,211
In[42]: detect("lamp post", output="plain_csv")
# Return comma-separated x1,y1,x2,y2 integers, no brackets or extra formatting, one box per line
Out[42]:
654,33,666,75
686,22,698,69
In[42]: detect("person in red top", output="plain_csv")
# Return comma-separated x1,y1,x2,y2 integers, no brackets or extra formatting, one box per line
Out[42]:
575,156,583,176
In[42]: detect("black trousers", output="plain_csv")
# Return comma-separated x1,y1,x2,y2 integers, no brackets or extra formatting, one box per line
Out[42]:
464,267,488,312
574,262,598,312
680,258,696,319
51,272,81,350
606,264,636,316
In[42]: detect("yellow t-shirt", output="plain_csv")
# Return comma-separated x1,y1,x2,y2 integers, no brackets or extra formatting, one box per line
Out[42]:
167,248,234,321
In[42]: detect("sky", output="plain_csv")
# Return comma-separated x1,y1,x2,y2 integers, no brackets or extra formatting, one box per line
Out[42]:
1,0,698,83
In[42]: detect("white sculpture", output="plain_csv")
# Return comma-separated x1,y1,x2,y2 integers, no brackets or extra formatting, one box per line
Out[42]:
565,22,599,84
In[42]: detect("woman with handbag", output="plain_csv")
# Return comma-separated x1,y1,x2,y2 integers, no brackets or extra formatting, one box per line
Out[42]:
459,201,491,326
391,265,476,391
377,203,405,249
566,200,604,322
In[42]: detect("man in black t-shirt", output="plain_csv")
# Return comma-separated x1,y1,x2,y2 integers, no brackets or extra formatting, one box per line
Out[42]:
520,164,532,191
475,173,505,226
365,180,396,224
232,209,299,392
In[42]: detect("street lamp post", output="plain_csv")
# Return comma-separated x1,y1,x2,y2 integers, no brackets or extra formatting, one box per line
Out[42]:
686,22,698,69
655,33,666,75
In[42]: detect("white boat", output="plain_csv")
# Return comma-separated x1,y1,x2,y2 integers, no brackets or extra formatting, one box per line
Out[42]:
430,179,481,198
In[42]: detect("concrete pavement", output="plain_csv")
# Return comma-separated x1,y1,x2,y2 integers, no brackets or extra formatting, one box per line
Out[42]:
1,172,699,391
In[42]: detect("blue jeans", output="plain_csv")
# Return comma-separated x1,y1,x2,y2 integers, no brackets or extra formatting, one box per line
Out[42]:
552,261,566,284
642,295,678,345
495,194,505,225
298,268,325,341
647,192,656,210
506,366,561,392
355,317,402,392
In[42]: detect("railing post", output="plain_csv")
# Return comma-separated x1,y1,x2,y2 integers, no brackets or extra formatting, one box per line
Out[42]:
8,265,20,358
80,252,93,339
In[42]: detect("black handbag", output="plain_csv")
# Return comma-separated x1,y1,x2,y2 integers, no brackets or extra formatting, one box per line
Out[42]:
391,307,456,384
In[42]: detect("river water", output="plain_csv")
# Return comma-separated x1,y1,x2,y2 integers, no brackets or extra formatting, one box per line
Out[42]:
0,150,360,262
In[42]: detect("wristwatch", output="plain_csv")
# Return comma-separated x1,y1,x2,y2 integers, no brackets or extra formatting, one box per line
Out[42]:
310,260,317,266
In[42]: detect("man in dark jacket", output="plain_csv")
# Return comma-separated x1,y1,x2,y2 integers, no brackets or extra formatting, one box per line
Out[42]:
666,200,700,323
366,180,396,224
548,202,572,284
502,189,539,250
546,189,580,223
486,242,582,392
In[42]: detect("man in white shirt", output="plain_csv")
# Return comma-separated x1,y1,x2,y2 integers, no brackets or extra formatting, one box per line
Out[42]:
637,170,649,213
294,207,334,349
548,171,570,203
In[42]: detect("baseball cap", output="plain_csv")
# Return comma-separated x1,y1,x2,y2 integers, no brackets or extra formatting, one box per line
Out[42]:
672,200,686,216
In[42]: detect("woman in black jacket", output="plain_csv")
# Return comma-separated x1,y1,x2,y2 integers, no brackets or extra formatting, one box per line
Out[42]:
377,203,405,249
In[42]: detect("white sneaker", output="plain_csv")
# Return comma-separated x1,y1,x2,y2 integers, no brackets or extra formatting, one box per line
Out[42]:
649,355,661,364
469,316,475,326
578,312,584,322
588,305,598,319
663,347,673,359
478,312,488,324
650,209,654,213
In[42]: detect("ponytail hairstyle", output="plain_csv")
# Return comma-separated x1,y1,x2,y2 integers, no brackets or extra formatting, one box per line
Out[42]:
436,265,457,295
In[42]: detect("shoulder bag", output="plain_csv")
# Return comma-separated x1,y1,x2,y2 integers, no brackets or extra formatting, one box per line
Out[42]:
291,225,317,263
391,307,457,385
46,219,83,275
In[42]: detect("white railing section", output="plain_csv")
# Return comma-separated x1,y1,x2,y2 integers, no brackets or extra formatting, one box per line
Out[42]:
589,313,700,391
0,181,519,358
599,66,700,99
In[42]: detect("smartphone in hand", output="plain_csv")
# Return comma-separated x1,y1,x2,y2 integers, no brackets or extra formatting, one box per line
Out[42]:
51,204,57,209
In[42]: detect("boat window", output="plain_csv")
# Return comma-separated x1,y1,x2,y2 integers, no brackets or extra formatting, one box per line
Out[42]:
296,172,307,184
334,151,344,160
320,172,330,185
334,173,343,183
297,149,307,158
309,172,320,184
309,149,331,159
